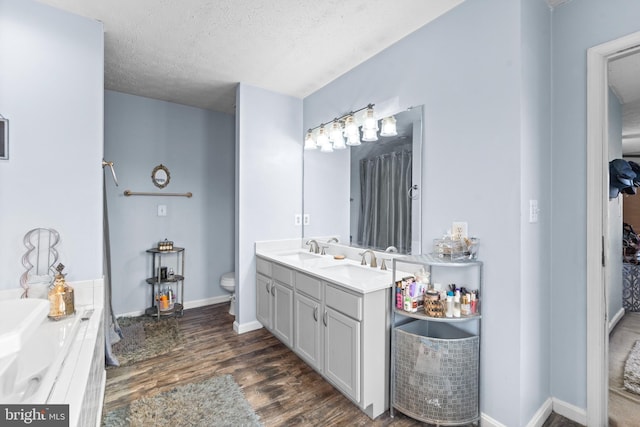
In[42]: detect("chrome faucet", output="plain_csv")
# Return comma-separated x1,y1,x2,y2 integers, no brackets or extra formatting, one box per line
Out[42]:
327,237,339,243
306,239,320,254
385,246,398,253
360,250,377,268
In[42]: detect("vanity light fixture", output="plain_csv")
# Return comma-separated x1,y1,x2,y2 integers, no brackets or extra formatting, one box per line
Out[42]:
305,103,397,152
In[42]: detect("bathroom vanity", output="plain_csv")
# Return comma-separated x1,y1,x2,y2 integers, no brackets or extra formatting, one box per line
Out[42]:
255,240,394,419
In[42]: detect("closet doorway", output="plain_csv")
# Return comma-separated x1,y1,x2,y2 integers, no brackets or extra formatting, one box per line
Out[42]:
587,31,640,426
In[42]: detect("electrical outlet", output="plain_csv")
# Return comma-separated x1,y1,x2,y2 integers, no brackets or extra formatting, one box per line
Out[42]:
294,214,302,226
303,214,310,226
529,200,539,223
452,221,467,240
157,204,167,217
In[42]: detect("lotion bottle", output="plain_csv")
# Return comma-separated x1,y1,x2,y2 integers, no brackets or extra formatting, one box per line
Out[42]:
453,290,461,318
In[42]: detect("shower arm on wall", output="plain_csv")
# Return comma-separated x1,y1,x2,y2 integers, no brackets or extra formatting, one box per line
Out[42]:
102,159,119,187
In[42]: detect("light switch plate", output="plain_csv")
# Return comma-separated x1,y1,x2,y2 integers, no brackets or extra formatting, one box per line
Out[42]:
294,214,302,226
303,214,310,225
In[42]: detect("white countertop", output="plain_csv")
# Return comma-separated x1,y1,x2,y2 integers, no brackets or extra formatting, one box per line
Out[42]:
255,238,412,294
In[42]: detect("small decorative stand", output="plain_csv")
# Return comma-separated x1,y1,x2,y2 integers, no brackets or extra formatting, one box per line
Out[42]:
144,245,185,319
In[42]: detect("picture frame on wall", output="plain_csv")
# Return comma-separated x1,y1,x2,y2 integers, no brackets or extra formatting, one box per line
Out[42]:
0,117,7,160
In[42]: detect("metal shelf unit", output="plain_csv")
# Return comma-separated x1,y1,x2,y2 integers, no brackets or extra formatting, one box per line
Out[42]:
390,254,482,426
144,247,185,319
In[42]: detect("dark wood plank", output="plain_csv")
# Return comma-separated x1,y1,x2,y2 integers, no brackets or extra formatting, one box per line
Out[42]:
104,303,574,426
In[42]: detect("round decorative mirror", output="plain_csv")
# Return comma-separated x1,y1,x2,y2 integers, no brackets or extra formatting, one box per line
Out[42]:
151,164,170,188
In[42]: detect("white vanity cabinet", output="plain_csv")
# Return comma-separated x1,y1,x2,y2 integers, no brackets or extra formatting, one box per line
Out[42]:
255,255,391,419
294,272,323,371
255,258,294,348
323,283,362,402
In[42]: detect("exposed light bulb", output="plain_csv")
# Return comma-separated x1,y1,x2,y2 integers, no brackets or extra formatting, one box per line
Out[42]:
346,131,361,146
329,121,343,142
333,134,346,149
343,115,358,136
362,106,378,133
380,116,397,137
304,130,317,150
362,127,378,142
316,125,329,148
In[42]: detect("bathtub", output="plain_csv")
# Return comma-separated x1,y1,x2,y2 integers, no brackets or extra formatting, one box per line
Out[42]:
0,298,83,404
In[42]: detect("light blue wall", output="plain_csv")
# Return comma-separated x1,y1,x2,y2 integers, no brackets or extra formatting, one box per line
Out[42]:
609,89,623,325
104,90,235,315
303,1,551,425
550,0,640,408
519,0,552,424
236,83,302,328
0,0,103,288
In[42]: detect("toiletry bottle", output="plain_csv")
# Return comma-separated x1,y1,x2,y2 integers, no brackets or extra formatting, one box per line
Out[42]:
453,291,461,318
461,294,470,316
446,292,454,318
470,292,477,314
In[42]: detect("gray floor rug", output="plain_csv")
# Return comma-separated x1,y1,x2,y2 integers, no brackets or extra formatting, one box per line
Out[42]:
624,339,640,395
102,375,262,427
109,315,183,367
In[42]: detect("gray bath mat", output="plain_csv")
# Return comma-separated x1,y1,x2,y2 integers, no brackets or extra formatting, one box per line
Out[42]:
102,375,262,426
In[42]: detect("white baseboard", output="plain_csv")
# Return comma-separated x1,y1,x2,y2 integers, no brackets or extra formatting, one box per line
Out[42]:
183,295,229,309
234,319,263,334
480,397,553,427
527,397,553,427
481,412,507,427
609,307,625,333
552,397,587,425
116,295,231,318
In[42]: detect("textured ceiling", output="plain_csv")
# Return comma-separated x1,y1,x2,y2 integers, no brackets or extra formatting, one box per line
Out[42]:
38,0,464,114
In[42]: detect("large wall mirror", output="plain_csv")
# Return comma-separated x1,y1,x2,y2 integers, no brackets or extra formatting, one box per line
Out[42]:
303,105,422,254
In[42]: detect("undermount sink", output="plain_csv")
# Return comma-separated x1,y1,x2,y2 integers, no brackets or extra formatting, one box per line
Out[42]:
277,250,322,262
320,263,387,281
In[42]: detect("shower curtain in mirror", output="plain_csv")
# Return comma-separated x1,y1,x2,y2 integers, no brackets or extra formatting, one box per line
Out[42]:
357,149,412,253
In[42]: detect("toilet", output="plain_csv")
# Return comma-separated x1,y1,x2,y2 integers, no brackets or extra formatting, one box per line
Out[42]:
220,272,235,316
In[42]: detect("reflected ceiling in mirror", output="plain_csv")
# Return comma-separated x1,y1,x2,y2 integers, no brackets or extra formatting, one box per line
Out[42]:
303,106,422,254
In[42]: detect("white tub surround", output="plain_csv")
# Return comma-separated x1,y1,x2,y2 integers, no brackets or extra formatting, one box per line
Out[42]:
255,239,406,419
0,279,105,427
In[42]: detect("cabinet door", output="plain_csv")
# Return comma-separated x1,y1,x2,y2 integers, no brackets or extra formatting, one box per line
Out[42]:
324,307,360,402
272,281,294,347
294,292,322,370
256,274,272,330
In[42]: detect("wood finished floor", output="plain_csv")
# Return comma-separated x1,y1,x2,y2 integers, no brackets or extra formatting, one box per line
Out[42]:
104,303,576,426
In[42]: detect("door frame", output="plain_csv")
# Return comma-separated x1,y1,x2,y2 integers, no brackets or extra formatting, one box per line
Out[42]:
586,30,640,426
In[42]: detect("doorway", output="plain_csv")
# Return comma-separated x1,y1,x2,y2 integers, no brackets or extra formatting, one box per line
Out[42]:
586,30,640,426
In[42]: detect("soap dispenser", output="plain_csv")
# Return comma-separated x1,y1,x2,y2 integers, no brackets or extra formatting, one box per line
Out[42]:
48,263,74,319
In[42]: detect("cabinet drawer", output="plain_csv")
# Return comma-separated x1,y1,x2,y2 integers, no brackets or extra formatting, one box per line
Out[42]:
272,263,293,287
295,272,322,300
325,284,362,321
256,257,272,276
